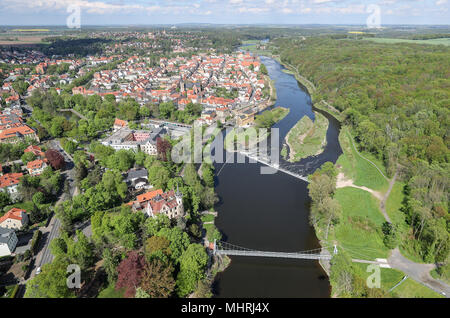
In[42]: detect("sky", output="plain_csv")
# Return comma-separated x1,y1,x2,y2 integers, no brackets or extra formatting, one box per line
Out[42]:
0,0,448,26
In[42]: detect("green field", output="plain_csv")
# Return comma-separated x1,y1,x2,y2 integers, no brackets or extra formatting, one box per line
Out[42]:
337,127,389,191
239,40,272,55
363,37,450,46
285,112,328,162
333,187,389,260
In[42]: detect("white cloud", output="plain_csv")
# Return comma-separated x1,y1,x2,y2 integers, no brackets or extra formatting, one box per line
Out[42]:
436,0,448,5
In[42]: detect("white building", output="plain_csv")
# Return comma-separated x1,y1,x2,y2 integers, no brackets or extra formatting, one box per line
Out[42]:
0,227,18,257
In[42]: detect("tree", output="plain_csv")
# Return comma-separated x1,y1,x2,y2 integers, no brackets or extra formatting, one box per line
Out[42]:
382,222,398,249
106,150,135,172
176,244,209,297
156,137,172,162
0,192,11,210
143,213,171,237
147,161,171,190
134,287,151,298
66,230,95,270
201,164,215,188
102,248,121,285
144,236,172,263
156,227,190,263
115,251,146,298
140,259,175,298
21,152,36,165
32,191,46,206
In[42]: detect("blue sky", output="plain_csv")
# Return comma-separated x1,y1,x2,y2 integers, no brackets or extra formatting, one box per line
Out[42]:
0,0,448,26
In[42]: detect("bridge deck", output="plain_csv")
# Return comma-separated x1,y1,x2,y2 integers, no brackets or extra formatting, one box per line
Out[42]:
216,249,331,260
240,151,309,183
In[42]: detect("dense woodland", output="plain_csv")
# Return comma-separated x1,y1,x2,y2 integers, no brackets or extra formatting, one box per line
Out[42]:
276,37,449,279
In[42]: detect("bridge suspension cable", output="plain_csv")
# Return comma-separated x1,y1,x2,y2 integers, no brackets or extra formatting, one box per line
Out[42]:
214,240,337,260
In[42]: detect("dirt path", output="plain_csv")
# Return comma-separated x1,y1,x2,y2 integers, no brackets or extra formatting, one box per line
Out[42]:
379,170,398,223
336,172,383,200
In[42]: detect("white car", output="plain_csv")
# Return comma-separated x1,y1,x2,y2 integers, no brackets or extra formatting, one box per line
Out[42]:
36,267,41,275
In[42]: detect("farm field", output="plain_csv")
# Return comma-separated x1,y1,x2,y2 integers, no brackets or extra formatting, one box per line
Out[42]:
363,37,450,46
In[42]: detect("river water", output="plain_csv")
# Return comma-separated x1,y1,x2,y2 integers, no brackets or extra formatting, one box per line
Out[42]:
211,56,343,297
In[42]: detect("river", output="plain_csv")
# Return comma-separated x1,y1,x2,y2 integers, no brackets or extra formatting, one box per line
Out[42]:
211,56,343,297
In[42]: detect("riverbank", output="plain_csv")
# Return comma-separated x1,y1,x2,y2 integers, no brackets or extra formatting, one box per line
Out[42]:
279,60,345,123
282,112,329,162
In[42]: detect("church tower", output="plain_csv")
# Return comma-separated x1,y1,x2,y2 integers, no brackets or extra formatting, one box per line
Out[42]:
175,184,184,217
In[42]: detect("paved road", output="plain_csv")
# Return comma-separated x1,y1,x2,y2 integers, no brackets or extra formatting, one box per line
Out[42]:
388,248,449,297
29,139,77,278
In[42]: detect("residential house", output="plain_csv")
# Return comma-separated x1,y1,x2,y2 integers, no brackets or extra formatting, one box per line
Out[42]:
125,168,151,190
0,208,28,230
26,159,47,176
0,173,23,201
128,188,184,219
0,125,39,144
0,227,18,257
113,118,128,131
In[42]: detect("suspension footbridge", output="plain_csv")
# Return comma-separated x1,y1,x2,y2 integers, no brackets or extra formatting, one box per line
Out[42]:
213,240,337,260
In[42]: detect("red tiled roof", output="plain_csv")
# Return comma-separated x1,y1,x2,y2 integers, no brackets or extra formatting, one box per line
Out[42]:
114,118,128,128
0,173,23,188
0,208,27,224
0,125,36,140
27,159,45,170
136,189,164,204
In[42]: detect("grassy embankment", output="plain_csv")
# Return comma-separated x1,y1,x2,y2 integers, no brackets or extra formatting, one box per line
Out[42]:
224,107,289,152
282,112,329,162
